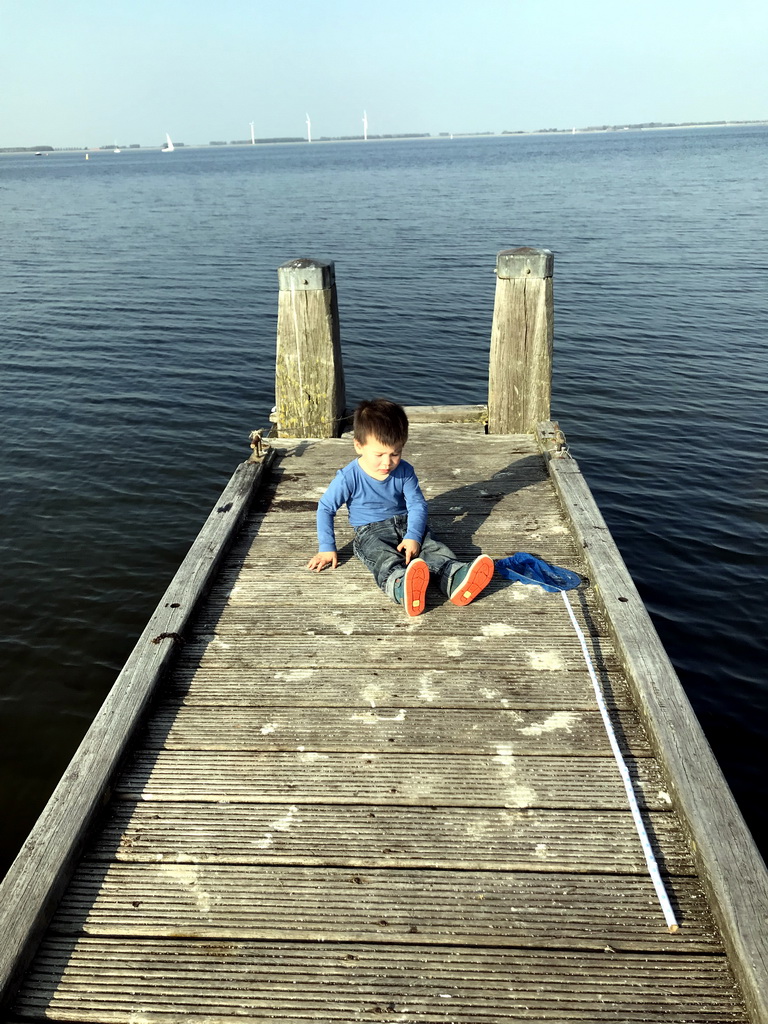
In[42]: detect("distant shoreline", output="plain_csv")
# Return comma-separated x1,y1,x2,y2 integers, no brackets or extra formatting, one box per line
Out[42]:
2,119,767,154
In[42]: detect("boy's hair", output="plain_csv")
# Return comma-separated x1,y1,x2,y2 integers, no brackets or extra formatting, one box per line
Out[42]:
353,399,409,447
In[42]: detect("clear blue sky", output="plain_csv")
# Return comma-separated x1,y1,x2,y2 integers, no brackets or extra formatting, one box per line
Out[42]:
1,0,766,148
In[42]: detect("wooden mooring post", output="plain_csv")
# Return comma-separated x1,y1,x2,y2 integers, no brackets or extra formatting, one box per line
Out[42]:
488,246,554,434
275,257,345,438
274,247,552,438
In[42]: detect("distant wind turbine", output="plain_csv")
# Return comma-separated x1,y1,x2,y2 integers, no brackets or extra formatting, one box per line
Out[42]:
306,113,312,143
363,110,368,141
250,121,255,145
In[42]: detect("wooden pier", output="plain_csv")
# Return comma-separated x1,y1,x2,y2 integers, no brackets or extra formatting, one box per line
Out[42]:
1,251,767,1023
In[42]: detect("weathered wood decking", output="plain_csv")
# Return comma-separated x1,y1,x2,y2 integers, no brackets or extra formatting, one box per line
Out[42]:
2,418,767,1022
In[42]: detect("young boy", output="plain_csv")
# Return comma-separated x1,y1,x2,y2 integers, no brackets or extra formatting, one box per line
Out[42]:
307,398,494,617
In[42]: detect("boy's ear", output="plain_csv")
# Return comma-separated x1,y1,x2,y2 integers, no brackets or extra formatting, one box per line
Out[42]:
353,439,363,454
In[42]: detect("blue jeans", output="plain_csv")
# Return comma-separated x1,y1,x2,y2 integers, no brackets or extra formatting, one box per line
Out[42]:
352,514,464,602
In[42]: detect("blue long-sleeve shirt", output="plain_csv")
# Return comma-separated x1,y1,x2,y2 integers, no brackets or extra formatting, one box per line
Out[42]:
316,458,429,552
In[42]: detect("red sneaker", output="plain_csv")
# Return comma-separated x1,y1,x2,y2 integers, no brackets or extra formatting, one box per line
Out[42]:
449,554,494,606
403,558,429,617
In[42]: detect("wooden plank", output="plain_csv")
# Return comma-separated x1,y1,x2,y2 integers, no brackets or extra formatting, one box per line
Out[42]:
15,938,749,1023
257,431,550,513
258,481,558,514
192,594,607,640
248,510,572,537
267,427,535,464
253,495,565,521
140,704,651,756
115,750,672,810
206,569,591,605
260,457,554,484
203,543,589,613
238,509,575,539
257,471,558,500
227,527,579,562
229,531,579,562
402,403,488,423
208,550,589,593
0,453,276,1007
538,422,768,1024
48,862,719,953
190,603,608,642
92,801,696,875
165,664,636,711
174,634,623,675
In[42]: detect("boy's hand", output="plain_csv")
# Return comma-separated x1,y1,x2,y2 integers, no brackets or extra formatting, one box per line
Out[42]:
397,539,421,564
307,551,338,572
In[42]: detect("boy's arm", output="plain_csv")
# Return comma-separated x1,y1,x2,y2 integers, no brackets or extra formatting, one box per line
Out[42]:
397,464,429,563
308,550,338,571
308,473,347,572
402,464,429,542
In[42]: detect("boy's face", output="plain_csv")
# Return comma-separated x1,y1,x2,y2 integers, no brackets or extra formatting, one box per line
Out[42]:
354,435,404,480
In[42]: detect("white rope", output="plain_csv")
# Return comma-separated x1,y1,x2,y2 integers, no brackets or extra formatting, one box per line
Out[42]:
559,588,679,932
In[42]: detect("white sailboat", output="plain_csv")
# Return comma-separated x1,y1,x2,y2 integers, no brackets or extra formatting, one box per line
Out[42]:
161,133,174,153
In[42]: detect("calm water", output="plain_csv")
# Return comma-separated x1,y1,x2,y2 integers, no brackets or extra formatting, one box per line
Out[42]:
1,128,767,876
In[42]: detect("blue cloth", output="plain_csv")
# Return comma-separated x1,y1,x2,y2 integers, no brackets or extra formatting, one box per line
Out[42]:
495,552,581,593
316,458,429,552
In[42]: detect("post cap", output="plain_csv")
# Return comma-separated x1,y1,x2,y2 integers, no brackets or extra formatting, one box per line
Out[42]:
496,247,554,280
278,257,336,291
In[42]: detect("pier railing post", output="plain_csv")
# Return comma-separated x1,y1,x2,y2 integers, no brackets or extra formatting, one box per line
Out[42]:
488,247,554,434
275,257,345,437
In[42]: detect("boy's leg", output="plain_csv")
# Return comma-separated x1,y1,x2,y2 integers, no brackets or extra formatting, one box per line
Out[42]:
353,516,420,603
418,528,465,596
420,529,495,606
395,557,430,617
353,519,493,609
448,554,495,606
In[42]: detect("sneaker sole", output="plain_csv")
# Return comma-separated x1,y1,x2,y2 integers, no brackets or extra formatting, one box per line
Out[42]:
403,558,429,617
449,554,495,606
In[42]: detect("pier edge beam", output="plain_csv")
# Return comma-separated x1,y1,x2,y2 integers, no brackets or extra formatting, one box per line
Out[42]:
275,257,346,438
537,420,768,1024
488,247,554,434
0,452,277,1013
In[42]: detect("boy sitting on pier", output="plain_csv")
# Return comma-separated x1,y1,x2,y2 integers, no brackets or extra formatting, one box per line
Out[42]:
307,398,494,617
